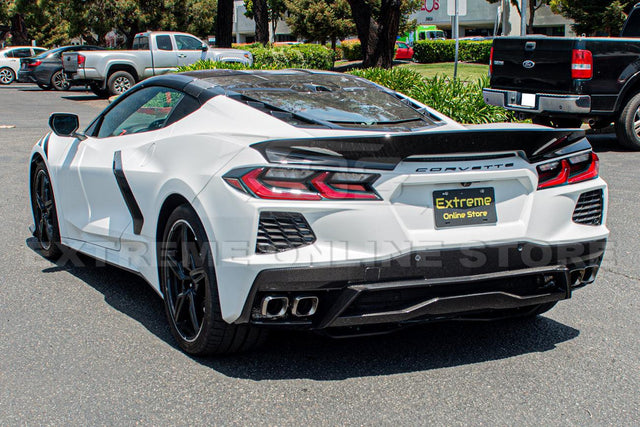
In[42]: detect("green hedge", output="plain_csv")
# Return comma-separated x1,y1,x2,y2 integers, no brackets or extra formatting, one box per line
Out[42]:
341,40,362,61
413,40,492,64
247,44,334,70
349,67,513,124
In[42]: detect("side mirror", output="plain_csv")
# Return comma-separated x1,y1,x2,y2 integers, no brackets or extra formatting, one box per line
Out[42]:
49,113,85,139
201,44,208,52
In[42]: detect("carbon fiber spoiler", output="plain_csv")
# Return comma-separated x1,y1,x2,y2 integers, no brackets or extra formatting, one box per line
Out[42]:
250,127,590,170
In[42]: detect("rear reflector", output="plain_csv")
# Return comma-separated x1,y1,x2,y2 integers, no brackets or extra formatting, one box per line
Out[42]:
571,49,593,79
489,46,494,76
224,167,381,201
537,152,599,189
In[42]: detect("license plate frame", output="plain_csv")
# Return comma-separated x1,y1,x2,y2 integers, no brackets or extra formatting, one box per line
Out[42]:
433,187,497,228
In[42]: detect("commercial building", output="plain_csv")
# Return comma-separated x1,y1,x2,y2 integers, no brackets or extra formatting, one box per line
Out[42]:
230,0,576,42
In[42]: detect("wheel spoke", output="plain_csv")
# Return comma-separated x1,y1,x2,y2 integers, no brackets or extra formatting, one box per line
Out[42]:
189,267,206,286
173,291,187,319
180,225,190,269
166,251,187,281
634,118,640,134
187,292,200,333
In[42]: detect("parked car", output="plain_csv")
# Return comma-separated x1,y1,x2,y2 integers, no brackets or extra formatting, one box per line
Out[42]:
394,41,414,60
29,70,608,356
62,31,253,97
0,46,47,85
484,3,640,150
18,45,101,90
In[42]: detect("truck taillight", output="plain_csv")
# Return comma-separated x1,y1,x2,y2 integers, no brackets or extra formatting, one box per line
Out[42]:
489,46,494,76
537,152,599,189
77,54,86,66
571,49,592,79
223,167,381,200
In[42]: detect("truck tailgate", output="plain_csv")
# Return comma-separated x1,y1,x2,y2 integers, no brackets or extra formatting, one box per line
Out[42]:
62,52,79,73
490,37,575,94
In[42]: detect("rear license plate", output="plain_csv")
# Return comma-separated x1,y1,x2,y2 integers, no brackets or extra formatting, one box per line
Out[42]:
433,187,497,228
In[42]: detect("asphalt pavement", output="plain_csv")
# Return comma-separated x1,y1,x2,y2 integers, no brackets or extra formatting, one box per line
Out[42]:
0,83,638,425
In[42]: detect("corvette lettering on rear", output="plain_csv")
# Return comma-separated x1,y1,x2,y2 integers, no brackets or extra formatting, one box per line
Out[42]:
416,163,515,173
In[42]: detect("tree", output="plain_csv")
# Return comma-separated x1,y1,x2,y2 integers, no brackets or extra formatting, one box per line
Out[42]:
216,0,233,47
253,0,269,44
285,0,354,49
347,0,420,68
550,0,633,36
485,0,550,35
244,0,287,43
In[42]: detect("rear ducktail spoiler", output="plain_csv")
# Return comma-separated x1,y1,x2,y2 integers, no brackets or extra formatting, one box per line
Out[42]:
250,127,589,170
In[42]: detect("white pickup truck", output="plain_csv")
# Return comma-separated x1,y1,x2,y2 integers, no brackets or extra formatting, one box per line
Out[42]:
63,31,253,97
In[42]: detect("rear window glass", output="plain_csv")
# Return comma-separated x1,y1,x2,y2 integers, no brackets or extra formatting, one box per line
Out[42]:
133,36,149,50
203,72,439,131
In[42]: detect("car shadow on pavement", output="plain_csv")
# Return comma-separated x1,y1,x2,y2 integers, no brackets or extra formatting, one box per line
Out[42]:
61,95,104,101
28,237,580,381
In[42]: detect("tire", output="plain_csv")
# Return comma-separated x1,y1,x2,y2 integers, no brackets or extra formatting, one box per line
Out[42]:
30,162,62,260
522,302,557,317
107,71,135,96
160,204,267,355
50,70,70,91
532,115,582,128
37,83,52,90
89,83,110,98
0,67,15,85
615,91,640,150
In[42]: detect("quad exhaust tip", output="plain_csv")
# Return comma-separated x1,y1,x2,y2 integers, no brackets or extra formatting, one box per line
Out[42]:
292,296,319,317
260,296,289,319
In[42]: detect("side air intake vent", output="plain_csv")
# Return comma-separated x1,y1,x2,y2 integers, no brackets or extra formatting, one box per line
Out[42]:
256,212,316,254
573,189,603,225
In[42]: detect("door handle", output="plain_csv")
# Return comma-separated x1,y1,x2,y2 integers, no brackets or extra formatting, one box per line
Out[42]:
177,54,187,58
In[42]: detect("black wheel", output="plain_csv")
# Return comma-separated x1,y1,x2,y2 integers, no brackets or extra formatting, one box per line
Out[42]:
615,91,640,150
0,67,15,85
50,70,70,91
37,83,52,90
107,71,134,96
160,205,266,355
89,83,110,98
532,116,582,128
521,302,557,317
30,162,62,259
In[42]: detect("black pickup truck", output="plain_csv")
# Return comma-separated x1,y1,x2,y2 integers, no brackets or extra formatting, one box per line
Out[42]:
484,4,640,149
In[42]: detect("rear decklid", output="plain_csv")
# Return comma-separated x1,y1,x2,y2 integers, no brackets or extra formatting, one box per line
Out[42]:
490,37,576,94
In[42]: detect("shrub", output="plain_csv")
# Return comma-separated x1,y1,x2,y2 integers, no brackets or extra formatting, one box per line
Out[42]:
176,60,277,72
341,39,362,61
413,40,492,64
349,68,513,124
248,43,334,70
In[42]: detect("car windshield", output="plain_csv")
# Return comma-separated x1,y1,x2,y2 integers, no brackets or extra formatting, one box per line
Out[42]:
201,71,440,131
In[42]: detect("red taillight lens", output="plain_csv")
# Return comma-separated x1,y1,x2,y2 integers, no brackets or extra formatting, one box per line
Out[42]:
489,46,494,76
571,49,593,79
224,168,381,200
77,54,86,66
537,152,599,189
28,60,42,67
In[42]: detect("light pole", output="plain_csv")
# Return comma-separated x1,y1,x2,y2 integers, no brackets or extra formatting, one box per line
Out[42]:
521,0,527,35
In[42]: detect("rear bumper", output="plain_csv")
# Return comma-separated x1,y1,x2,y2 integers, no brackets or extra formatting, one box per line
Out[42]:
17,70,37,83
238,239,606,330
483,88,591,115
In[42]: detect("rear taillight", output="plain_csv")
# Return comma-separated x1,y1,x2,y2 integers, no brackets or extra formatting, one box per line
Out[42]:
28,60,42,67
489,46,494,76
571,49,592,79
537,152,599,189
223,168,381,200
77,54,86,66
